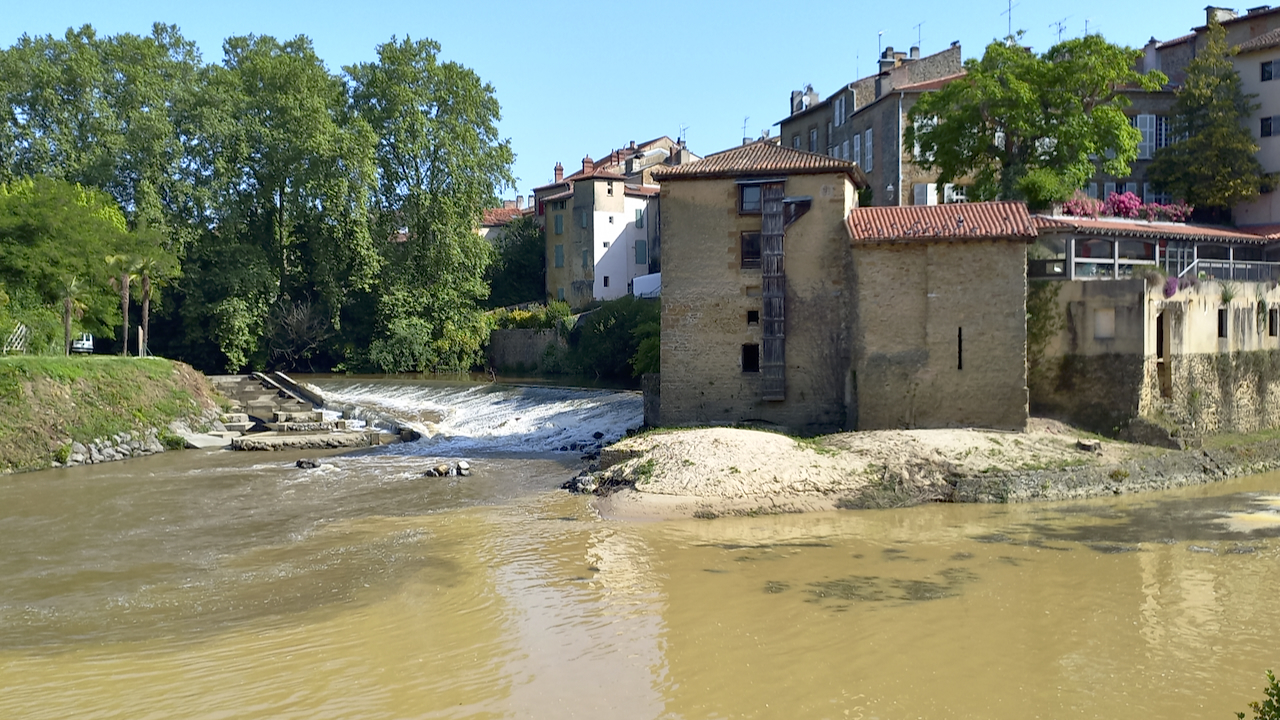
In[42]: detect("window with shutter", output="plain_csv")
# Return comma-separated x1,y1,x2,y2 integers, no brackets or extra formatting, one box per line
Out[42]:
554,244,564,267
554,215,563,235
809,128,817,152
635,208,643,228
635,239,647,265
863,129,873,171
1133,115,1156,159
853,134,861,165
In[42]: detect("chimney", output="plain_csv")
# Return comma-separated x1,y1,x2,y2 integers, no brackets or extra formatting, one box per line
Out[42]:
909,45,920,59
554,162,564,182
1206,6,1239,24
1143,37,1162,73
516,195,524,210
629,140,637,150
1248,5,1271,14
502,199,515,210
582,155,594,175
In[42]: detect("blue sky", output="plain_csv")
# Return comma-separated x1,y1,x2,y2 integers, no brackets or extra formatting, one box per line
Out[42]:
1,0,1229,202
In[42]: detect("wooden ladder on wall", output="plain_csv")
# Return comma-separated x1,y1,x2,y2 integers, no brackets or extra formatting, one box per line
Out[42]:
761,182,786,401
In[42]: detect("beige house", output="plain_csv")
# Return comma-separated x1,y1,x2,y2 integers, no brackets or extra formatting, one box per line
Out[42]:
654,140,1034,433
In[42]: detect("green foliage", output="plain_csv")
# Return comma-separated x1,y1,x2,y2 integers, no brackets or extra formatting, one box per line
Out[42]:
908,35,1166,207
486,214,546,308
1237,670,1280,720
1026,280,1065,373
1148,19,1264,217
563,295,659,382
490,301,570,330
630,316,660,377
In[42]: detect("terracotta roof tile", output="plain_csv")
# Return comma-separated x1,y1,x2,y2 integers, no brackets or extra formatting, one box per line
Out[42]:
1034,215,1272,243
847,201,1037,244
481,207,523,226
1236,27,1280,54
541,189,574,202
891,71,967,93
1157,32,1196,49
624,184,660,197
652,140,865,183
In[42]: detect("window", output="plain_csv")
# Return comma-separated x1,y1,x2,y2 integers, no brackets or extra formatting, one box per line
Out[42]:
913,116,937,161
635,239,647,265
1270,308,1278,337
809,128,818,152
554,244,564,267
827,120,833,141
747,310,759,325
554,214,563,235
740,232,762,269
607,181,614,196
1145,182,1172,205
558,287,565,301
834,95,846,126
792,134,801,148
603,276,609,288
842,139,849,160
854,134,861,165
739,184,762,214
1155,116,1171,150
580,209,589,228
1087,183,1099,199
635,208,644,228
1264,116,1275,138
828,146,835,157
1104,181,1116,198
863,129,873,171
1132,115,1156,159
1264,60,1274,81
602,241,610,247
582,249,590,269
537,201,544,216
1094,308,1116,339
741,344,760,373
608,215,614,224
1218,308,1229,338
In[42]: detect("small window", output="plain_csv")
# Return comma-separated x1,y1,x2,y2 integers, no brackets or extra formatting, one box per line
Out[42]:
809,128,818,152
580,209,589,228
742,344,760,373
635,239,648,265
1094,308,1116,340
608,215,614,224
740,185,762,214
1270,308,1278,337
1264,60,1274,82
607,181,614,196
1264,116,1274,138
603,276,610,288
602,241,610,248
863,129,873,171
740,232,762,269
635,208,644,228
1219,308,1229,338
792,134,801,149
747,310,759,325
558,287,565,301
554,214,563,235
582,249,591,269
554,244,564,268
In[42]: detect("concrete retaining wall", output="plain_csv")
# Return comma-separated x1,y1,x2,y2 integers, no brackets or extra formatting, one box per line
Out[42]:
487,329,565,373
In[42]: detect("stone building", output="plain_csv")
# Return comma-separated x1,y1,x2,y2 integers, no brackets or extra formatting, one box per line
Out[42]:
846,202,1037,431
653,140,866,430
653,140,1034,433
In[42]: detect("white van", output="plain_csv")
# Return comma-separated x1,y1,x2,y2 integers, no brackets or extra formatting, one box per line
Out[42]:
71,333,94,353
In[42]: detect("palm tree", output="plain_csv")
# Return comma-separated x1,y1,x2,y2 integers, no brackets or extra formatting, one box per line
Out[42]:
135,251,179,358
105,255,141,356
59,275,87,356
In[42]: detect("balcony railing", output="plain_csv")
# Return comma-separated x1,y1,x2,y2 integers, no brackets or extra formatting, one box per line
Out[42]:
1177,259,1280,282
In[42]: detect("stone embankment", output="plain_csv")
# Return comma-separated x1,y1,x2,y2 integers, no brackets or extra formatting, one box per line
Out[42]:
61,429,170,466
565,420,1280,520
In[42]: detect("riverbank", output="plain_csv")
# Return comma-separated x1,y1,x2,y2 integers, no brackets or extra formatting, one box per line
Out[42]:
578,420,1280,520
0,356,223,473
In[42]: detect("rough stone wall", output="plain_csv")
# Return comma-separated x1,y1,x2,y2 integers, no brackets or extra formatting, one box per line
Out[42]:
660,172,856,432
853,240,1029,430
487,329,565,373
1157,352,1280,435
642,373,660,427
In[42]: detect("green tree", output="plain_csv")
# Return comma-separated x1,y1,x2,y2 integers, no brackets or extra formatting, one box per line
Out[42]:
1237,670,1280,720
566,296,660,382
1148,18,1264,221
348,36,514,372
58,275,88,355
486,214,546,308
908,35,1167,207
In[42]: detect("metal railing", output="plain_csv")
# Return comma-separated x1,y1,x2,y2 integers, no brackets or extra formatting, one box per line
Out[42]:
1177,259,1280,282
3,323,28,354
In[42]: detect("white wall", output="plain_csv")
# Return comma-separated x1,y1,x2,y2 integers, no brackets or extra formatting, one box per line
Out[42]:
591,195,653,300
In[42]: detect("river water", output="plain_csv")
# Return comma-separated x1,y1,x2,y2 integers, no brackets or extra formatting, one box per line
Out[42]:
1,378,1278,719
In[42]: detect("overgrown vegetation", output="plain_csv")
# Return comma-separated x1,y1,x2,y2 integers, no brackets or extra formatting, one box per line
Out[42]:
1026,279,1064,383
489,301,571,330
1236,670,1280,720
543,295,660,383
485,215,546,309
0,356,217,472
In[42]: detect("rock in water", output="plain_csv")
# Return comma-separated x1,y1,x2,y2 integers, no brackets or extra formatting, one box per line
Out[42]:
296,458,321,469
592,431,604,440
456,460,471,477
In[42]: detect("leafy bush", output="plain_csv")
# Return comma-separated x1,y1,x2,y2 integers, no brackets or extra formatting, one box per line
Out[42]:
490,301,570,330
1237,670,1279,720
564,295,659,382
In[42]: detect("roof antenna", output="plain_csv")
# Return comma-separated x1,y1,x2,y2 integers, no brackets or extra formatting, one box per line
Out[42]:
878,30,885,57
1001,0,1020,40
742,116,750,140
678,124,689,144
914,22,924,48
1050,17,1070,43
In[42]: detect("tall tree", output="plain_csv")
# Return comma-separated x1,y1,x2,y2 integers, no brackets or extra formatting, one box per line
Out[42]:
908,35,1167,207
1147,18,1264,220
348,37,514,371
485,214,546,308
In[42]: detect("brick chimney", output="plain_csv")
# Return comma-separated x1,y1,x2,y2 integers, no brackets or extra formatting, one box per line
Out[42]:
554,162,563,182
516,195,524,209
582,155,594,175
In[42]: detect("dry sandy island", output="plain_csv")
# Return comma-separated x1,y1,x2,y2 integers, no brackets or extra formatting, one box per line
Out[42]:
590,420,1161,521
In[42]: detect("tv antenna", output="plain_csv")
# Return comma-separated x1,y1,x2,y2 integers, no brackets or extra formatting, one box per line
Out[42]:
878,30,885,57
678,124,689,143
1050,16,1070,42
1001,0,1020,39
913,22,924,48
1084,18,1096,35
742,116,750,140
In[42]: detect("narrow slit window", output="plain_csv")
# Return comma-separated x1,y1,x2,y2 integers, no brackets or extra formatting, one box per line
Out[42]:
1219,308,1229,338
603,276,609,288
1270,308,1278,337
957,327,963,370
742,344,760,373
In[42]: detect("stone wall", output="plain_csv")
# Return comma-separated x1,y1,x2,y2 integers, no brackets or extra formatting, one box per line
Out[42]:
853,240,1029,430
487,329,565,373
642,373,660,427
660,172,856,432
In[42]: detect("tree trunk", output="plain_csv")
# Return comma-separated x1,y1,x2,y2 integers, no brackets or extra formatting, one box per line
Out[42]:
141,274,151,358
120,271,130,357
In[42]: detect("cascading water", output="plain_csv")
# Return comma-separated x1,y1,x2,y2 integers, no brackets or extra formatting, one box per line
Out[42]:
310,379,644,456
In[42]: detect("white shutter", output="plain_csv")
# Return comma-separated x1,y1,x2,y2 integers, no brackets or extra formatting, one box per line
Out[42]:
864,129,873,171
914,183,938,206
853,134,861,165
1135,115,1156,159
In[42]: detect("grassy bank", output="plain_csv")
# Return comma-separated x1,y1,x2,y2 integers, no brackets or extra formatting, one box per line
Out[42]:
0,356,221,473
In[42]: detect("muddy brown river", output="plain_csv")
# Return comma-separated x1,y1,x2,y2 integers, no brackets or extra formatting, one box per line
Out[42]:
1,379,1277,719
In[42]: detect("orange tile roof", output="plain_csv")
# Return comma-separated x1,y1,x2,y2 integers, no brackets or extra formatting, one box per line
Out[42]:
846,201,1037,244
481,207,523,226
624,184,660,197
1157,32,1196,49
652,140,866,184
892,71,967,93
1236,28,1280,54
541,189,574,202
1034,215,1272,243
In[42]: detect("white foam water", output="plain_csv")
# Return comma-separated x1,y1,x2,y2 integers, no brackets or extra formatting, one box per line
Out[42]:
309,380,644,456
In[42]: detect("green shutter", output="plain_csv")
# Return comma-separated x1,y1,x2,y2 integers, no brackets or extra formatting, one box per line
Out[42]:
554,244,564,268
635,239,647,265
635,208,644,228
582,249,590,268
554,214,563,235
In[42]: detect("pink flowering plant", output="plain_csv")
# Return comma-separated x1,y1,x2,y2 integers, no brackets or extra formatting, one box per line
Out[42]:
1062,190,1192,222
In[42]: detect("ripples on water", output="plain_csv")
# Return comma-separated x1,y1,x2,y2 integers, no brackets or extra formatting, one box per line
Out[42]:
0,379,1278,719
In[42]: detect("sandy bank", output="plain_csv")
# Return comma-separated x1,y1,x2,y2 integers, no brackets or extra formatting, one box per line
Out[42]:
574,421,1280,521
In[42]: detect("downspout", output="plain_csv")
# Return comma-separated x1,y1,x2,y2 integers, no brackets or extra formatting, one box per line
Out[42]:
897,92,905,206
